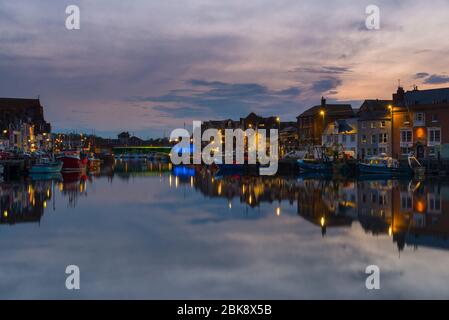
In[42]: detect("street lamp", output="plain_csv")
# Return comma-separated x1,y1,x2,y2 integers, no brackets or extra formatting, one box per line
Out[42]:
320,110,325,132
388,105,394,158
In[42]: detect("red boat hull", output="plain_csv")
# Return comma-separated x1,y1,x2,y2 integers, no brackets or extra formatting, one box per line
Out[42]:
58,155,85,172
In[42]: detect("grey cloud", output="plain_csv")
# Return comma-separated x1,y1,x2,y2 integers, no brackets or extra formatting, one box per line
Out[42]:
311,77,342,93
290,66,351,74
423,74,449,84
415,72,430,79
128,79,302,120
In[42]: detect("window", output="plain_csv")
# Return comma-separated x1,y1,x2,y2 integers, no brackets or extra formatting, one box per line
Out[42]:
400,130,412,143
361,135,367,143
367,148,372,156
380,121,386,128
342,135,347,143
371,134,377,144
379,133,388,144
428,128,441,146
350,134,355,142
428,194,441,213
373,148,377,155
361,122,366,129
414,112,425,126
400,193,412,210
326,135,331,143
432,114,439,122
401,147,412,155
371,122,376,129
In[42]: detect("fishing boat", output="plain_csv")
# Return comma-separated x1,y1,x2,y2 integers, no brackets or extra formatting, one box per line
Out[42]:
297,147,333,173
57,151,87,172
29,158,63,174
297,159,333,173
357,154,421,176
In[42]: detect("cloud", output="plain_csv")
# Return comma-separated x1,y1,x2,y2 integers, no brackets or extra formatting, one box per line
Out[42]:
423,74,449,84
127,79,302,119
290,66,351,75
415,72,430,79
311,77,342,93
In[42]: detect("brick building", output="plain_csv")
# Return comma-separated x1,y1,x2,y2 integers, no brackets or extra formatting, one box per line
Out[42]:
391,86,449,160
297,97,354,147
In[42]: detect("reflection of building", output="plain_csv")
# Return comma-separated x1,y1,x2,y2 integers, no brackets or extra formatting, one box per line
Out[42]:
176,166,298,208
391,180,449,250
297,97,354,147
357,180,393,235
0,180,53,225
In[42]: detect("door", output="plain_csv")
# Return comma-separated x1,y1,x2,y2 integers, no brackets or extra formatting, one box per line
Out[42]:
416,144,425,159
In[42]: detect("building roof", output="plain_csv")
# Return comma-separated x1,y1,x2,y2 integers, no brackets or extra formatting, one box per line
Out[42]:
357,99,392,120
298,104,353,118
404,87,449,106
323,118,357,135
0,98,42,109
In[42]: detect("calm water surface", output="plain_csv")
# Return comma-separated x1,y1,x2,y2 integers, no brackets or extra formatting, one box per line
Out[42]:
1,160,449,299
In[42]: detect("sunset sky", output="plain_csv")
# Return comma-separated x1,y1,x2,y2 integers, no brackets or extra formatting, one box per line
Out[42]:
1,0,449,137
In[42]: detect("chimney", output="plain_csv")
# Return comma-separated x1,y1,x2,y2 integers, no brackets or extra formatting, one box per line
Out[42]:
321,96,326,107
393,86,405,105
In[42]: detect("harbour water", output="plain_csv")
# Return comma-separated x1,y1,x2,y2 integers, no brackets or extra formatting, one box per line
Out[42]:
1,160,449,299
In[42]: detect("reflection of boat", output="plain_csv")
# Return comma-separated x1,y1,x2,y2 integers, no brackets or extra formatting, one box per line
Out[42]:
29,158,63,174
88,154,101,172
216,163,245,175
29,172,62,181
358,154,419,176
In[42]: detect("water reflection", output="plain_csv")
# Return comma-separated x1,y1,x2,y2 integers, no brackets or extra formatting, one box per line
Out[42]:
1,161,448,254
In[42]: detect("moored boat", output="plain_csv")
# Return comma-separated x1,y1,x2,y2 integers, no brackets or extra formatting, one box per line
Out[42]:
297,159,333,173
29,158,63,174
57,151,87,172
357,154,420,176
